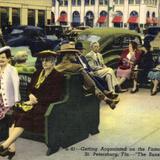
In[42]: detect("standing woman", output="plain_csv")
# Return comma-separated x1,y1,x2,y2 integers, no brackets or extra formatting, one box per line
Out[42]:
116,41,142,89
0,46,20,158
0,50,64,159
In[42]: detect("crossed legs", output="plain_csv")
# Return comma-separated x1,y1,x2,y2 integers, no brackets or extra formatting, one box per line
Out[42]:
1,124,24,151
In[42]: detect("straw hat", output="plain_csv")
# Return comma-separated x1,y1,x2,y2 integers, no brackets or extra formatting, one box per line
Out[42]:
37,50,57,57
57,42,81,54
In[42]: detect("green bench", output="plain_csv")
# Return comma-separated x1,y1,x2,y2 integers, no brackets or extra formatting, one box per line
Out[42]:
0,73,100,155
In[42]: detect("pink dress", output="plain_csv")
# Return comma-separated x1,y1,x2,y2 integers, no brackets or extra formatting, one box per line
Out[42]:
116,49,142,79
0,75,10,120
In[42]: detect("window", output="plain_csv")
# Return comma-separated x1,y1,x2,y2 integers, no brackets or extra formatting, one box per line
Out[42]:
135,0,141,4
114,0,118,4
72,0,76,5
38,10,45,28
122,36,130,48
104,0,108,5
146,11,150,17
78,34,101,42
129,0,134,4
85,0,89,5
0,7,9,28
99,0,108,5
77,0,81,5
119,0,124,4
12,8,20,26
52,0,56,6
64,0,68,6
99,0,103,5
28,9,35,26
91,0,95,5
112,37,122,48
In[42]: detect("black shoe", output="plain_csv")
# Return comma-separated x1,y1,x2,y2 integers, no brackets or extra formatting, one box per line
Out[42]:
151,90,157,96
130,87,139,93
105,98,116,110
0,149,15,160
113,98,120,104
90,129,100,135
111,93,119,99
116,87,128,93
0,145,7,153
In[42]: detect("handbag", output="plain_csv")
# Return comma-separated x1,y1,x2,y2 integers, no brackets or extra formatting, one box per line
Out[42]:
15,102,33,112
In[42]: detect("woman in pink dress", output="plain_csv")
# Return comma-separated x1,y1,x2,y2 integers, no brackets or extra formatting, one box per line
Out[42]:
116,41,142,90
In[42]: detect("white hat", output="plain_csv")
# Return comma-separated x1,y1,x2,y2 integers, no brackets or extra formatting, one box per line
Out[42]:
0,46,11,54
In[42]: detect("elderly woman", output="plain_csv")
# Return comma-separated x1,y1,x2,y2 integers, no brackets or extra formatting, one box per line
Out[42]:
116,41,142,91
0,46,20,159
0,50,64,159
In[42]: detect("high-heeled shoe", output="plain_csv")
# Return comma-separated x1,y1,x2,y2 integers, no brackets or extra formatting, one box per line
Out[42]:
105,98,116,110
0,149,15,160
0,145,8,153
151,90,157,96
130,86,139,93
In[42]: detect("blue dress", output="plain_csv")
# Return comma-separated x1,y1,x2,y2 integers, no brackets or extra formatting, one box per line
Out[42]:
148,54,160,80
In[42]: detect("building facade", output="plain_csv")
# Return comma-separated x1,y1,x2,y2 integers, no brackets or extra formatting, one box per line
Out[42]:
0,0,52,29
52,0,159,29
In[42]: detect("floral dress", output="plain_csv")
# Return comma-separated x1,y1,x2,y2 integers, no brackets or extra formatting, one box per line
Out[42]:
0,75,10,120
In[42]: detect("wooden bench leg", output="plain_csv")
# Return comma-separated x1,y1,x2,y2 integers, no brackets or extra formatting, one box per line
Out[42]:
46,146,59,156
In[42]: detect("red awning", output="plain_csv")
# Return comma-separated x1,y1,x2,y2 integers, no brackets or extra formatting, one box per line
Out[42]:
97,16,107,23
127,16,138,23
146,18,153,24
152,17,158,24
112,16,122,23
58,15,67,22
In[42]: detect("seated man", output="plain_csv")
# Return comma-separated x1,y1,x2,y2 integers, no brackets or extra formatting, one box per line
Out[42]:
55,42,119,110
85,41,125,94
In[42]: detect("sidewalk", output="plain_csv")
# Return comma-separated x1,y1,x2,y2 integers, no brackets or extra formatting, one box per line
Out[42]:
1,89,160,160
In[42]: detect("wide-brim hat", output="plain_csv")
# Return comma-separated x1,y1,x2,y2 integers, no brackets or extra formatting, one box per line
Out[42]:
57,42,81,55
0,46,11,54
37,50,57,58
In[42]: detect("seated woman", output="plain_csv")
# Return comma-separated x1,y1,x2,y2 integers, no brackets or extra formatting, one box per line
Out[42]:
130,44,154,93
0,50,64,159
55,42,119,110
148,54,160,96
147,33,160,96
116,41,142,91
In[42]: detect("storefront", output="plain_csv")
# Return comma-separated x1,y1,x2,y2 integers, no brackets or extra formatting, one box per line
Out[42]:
0,0,52,29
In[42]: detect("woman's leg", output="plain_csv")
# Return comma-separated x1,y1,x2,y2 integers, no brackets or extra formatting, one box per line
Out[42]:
118,77,126,86
152,79,159,92
132,79,138,90
1,124,24,149
7,124,16,152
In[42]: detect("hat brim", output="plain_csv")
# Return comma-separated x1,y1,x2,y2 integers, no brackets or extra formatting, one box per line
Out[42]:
57,49,81,54
0,46,11,54
37,50,57,57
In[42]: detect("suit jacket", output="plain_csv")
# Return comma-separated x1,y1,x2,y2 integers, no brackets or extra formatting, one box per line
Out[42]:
85,51,105,71
1,64,20,107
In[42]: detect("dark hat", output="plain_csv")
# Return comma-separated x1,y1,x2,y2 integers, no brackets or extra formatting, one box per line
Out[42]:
75,41,85,50
0,46,11,58
37,50,57,58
